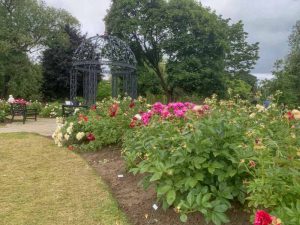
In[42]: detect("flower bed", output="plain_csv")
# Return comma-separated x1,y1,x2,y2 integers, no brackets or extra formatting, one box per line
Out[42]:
52,95,300,225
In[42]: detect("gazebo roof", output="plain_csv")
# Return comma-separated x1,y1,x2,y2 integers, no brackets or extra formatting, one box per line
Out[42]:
73,34,137,72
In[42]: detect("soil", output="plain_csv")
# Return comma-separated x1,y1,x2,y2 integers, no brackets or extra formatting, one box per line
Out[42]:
81,146,251,225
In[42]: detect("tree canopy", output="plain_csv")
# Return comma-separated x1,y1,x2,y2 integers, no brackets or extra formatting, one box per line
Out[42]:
0,0,78,99
105,0,259,100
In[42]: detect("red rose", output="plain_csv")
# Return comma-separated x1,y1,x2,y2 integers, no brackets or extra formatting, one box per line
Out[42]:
86,133,95,141
254,210,272,225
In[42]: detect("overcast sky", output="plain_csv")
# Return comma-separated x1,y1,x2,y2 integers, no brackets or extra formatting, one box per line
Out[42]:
44,0,300,79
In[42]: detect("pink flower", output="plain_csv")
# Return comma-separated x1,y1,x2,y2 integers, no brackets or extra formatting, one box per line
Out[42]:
174,109,185,118
152,102,164,114
13,98,27,105
161,109,171,119
254,210,272,225
202,105,210,111
141,112,152,125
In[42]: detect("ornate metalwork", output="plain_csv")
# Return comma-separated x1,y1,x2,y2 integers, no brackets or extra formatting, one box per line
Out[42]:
70,35,137,105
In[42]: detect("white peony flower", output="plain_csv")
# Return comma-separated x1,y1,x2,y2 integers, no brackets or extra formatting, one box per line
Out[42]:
76,132,85,141
134,114,142,120
64,134,70,140
66,126,73,134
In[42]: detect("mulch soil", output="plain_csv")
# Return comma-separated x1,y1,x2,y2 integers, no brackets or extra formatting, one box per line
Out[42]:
81,146,251,225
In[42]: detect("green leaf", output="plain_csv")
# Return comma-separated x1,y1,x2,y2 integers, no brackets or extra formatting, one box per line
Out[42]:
150,172,162,182
180,214,188,223
187,192,194,206
186,177,198,188
214,204,228,213
157,185,171,196
202,193,212,205
166,190,176,205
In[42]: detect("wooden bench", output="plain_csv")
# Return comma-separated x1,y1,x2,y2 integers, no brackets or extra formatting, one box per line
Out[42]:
10,104,38,124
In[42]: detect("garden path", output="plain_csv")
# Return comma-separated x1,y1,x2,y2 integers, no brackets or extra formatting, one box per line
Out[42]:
0,117,56,136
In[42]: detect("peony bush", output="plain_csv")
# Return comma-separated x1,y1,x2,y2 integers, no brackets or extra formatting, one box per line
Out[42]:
52,95,300,225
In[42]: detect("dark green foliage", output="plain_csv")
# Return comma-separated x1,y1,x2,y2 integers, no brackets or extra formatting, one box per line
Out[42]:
97,80,112,101
41,25,84,100
0,0,78,99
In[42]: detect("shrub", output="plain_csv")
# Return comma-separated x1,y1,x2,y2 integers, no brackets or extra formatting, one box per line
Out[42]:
52,96,148,151
122,96,300,225
39,102,62,118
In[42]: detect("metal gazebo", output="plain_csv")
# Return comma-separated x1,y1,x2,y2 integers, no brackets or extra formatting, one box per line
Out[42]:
70,34,137,105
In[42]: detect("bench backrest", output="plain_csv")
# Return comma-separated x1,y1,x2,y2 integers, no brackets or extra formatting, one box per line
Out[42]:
11,104,26,116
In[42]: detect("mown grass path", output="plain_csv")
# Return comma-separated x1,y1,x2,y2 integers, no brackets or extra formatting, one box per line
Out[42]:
0,133,130,225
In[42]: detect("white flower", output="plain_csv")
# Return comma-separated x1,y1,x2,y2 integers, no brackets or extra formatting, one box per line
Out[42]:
66,126,73,134
76,132,85,141
57,132,63,141
74,108,80,114
64,134,70,140
134,114,142,120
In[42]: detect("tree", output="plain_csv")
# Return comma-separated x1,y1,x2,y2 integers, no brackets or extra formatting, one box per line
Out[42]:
226,21,259,76
0,0,78,98
105,0,259,100
262,21,300,106
41,25,84,100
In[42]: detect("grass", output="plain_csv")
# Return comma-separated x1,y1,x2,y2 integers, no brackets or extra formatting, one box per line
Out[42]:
0,133,130,225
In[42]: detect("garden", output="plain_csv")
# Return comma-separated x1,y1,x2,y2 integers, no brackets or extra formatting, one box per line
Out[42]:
1,0,300,225
50,94,300,225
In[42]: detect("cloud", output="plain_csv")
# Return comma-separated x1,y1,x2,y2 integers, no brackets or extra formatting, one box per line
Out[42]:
201,0,300,73
45,0,111,36
44,0,300,74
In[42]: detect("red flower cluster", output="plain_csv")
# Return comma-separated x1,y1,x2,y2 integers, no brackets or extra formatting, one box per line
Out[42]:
79,114,88,122
68,145,74,151
129,100,135,108
86,133,95,141
109,103,119,117
254,210,272,225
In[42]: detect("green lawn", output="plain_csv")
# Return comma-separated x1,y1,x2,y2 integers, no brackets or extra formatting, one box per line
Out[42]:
0,133,130,225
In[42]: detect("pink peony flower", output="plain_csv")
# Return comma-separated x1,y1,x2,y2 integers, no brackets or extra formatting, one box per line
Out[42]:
152,102,164,114
174,109,185,118
141,112,152,125
161,109,171,119
254,210,272,225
